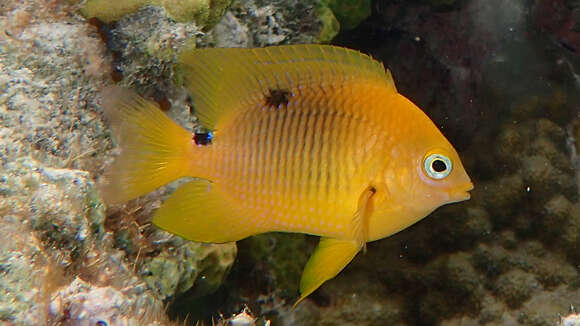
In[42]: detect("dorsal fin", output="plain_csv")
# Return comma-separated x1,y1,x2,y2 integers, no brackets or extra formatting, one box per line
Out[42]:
177,44,395,129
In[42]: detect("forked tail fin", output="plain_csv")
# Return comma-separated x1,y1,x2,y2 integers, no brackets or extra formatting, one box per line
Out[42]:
100,86,196,204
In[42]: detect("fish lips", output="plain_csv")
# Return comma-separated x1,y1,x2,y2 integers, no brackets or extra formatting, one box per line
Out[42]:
447,182,474,203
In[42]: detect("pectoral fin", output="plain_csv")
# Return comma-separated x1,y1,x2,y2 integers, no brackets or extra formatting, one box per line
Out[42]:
351,185,376,253
294,237,361,308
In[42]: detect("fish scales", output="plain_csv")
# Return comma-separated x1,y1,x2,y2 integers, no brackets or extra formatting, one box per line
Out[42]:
101,44,473,305
197,82,383,238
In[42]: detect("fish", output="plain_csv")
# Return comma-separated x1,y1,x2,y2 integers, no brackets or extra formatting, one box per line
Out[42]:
100,44,473,306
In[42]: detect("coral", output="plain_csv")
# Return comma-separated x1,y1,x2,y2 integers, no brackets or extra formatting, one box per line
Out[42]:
140,240,236,299
518,289,580,326
49,277,156,326
103,6,201,92
471,244,509,278
277,272,405,326
211,0,335,46
81,0,233,28
237,233,310,298
0,158,172,325
441,253,483,301
494,270,540,309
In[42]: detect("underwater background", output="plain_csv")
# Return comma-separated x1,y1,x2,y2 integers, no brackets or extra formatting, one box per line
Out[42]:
0,0,579,325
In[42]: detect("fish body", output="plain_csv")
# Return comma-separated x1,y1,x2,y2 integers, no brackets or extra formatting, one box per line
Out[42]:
101,44,473,305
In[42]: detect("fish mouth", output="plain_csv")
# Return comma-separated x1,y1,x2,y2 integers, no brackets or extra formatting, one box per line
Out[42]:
449,182,474,202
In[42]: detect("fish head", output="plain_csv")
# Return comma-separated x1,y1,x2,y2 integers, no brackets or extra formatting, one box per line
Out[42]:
400,131,473,218
379,100,473,218
367,122,473,242
413,145,473,206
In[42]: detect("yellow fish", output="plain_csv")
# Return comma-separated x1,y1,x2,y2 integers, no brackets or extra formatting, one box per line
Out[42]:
101,44,473,305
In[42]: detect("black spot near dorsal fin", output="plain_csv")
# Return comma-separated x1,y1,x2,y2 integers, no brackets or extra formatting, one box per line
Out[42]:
265,88,291,108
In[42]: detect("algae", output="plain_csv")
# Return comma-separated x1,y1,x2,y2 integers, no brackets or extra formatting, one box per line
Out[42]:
81,0,232,28
323,0,371,31
315,5,340,43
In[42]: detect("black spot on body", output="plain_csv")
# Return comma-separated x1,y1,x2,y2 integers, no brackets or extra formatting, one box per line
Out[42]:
193,131,213,146
265,88,291,108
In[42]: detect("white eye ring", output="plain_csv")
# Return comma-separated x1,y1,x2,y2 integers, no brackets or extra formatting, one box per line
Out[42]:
423,153,453,179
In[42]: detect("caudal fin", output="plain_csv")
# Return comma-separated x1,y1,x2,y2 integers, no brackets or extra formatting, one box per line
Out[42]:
100,86,195,204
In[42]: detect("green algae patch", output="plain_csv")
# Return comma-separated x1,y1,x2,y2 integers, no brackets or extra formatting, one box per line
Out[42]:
316,5,340,43
81,0,232,27
314,0,371,41
81,0,148,23
324,0,371,31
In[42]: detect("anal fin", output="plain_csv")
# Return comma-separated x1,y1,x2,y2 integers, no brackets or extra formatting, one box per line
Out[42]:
153,179,260,243
294,237,361,307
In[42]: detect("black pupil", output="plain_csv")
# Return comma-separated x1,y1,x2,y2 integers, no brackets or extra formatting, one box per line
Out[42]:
432,159,447,172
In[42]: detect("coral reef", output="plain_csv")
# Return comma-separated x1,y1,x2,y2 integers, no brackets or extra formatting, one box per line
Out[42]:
141,239,236,300
2,0,580,324
0,1,238,325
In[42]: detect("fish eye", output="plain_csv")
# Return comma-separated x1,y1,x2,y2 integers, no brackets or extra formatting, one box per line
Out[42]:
423,153,452,179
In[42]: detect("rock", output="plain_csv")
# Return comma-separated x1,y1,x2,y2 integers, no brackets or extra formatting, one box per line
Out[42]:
213,11,249,48
49,277,155,326
0,213,48,325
